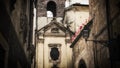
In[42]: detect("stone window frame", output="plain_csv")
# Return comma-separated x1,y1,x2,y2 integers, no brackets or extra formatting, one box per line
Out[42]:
48,44,61,64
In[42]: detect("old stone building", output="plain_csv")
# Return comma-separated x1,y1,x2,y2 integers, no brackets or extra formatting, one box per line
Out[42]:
0,0,35,68
63,3,89,33
35,0,75,68
0,0,120,68
70,0,120,68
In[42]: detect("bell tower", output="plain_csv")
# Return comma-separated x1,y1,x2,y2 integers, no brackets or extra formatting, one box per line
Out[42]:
36,0,66,29
37,0,65,17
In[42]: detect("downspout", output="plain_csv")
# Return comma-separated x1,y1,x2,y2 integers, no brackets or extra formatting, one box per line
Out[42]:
34,0,38,68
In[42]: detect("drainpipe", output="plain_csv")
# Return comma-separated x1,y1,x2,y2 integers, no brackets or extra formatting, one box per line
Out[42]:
34,1,37,68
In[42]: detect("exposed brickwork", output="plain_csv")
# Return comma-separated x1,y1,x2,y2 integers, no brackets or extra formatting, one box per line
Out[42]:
37,0,65,17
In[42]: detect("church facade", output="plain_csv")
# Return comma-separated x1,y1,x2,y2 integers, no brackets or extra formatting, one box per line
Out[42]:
35,0,74,68
35,19,73,68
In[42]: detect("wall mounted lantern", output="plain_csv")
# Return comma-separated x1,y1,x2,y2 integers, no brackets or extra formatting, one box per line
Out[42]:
82,26,109,46
82,26,90,41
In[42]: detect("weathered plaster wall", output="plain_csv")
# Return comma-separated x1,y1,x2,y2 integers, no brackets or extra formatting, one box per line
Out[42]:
0,0,34,68
36,36,73,68
37,17,62,29
64,5,89,32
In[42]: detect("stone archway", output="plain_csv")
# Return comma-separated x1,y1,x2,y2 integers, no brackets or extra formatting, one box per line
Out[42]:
78,59,87,68
47,1,57,17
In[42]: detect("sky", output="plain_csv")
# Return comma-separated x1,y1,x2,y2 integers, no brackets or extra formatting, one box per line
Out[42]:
71,0,89,5
65,0,89,7
80,0,89,4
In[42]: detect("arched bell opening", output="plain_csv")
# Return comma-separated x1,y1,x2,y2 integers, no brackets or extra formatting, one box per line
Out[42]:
47,1,57,17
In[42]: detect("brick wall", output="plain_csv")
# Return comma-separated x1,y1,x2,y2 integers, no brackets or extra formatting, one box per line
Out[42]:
37,0,65,17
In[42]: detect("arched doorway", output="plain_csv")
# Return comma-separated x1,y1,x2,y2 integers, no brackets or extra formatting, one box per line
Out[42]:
78,59,87,68
47,1,57,17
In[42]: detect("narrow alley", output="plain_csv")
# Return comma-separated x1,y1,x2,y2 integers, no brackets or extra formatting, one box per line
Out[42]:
0,0,120,68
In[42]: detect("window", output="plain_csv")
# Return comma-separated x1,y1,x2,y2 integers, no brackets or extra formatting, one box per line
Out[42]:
47,1,56,17
51,28,59,33
50,47,59,61
48,44,61,63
